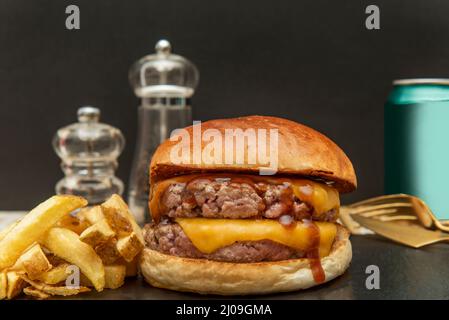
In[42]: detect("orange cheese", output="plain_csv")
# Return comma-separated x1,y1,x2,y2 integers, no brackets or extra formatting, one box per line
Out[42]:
149,174,340,220
176,218,337,257
291,179,340,214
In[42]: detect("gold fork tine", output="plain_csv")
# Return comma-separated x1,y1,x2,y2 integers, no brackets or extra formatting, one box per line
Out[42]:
347,194,410,206
347,202,412,215
376,215,417,222
347,194,412,207
361,208,409,217
358,209,417,220
340,195,419,235
362,209,398,217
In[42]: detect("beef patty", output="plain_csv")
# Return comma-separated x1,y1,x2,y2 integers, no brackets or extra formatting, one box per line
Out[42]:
159,177,338,222
144,223,307,263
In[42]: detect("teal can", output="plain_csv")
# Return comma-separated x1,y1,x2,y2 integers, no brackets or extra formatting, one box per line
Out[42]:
385,79,449,220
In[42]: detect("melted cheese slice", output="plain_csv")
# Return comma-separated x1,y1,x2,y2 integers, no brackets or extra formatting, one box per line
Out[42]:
176,218,337,258
291,179,340,215
150,174,340,221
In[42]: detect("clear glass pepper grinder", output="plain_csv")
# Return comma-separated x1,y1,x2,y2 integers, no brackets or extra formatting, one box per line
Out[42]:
53,106,125,204
128,39,199,223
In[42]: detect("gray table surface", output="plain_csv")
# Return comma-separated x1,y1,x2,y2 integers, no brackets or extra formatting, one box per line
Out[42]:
2,212,448,300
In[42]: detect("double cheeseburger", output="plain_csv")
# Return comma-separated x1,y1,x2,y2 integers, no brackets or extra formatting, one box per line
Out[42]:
140,116,356,295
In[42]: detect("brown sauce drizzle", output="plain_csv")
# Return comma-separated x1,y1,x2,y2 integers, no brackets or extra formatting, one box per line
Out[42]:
278,215,324,283
305,220,325,283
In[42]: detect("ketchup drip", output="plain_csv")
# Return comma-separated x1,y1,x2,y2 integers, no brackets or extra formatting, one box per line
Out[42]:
305,220,326,283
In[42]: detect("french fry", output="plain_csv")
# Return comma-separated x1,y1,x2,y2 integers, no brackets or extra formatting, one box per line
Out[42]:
11,243,52,279
78,206,104,225
0,195,143,299
94,238,121,265
104,265,126,289
36,263,71,285
23,286,50,300
45,253,67,267
6,271,27,299
99,195,144,263
116,232,144,262
20,276,90,296
101,212,132,236
80,219,115,247
81,265,126,289
0,219,21,242
0,195,87,269
101,195,143,243
56,214,90,235
0,271,7,300
42,228,105,292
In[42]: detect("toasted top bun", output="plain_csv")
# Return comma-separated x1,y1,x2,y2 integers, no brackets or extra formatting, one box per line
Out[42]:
140,225,351,295
150,115,356,192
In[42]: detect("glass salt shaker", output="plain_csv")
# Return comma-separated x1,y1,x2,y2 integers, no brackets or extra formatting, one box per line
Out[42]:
53,106,125,204
128,39,199,223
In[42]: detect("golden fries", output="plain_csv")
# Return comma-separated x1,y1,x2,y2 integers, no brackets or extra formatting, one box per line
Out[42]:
11,243,52,279
101,211,133,236
101,195,144,243
77,206,104,225
116,232,144,263
6,271,27,299
42,228,105,292
101,194,144,264
0,194,143,299
56,214,90,235
20,276,90,296
35,263,71,285
0,195,87,269
104,265,126,289
0,271,7,300
94,238,121,265
80,219,115,247
23,287,50,299
80,265,126,290
0,219,20,242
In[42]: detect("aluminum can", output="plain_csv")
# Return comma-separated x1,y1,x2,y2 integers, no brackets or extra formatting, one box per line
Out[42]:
385,79,449,219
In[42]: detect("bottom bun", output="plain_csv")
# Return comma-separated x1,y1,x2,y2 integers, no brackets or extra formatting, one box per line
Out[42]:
139,225,351,295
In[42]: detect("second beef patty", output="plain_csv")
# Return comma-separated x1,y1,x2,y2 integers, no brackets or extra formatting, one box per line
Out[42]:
144,222,308,263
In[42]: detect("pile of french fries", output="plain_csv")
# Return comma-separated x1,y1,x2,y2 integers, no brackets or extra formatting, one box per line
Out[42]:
0,194,144,299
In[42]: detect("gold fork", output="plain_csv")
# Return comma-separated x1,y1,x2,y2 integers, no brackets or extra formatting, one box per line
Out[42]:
351,214,449,248
339,193,449,234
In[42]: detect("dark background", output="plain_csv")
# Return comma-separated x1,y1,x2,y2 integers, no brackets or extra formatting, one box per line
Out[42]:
1,0,449,209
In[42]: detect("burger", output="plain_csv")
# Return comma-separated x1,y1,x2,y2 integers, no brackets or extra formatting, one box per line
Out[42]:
140,115,356,295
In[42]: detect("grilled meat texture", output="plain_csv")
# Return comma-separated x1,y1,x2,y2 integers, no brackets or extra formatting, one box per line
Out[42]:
160,177,337,222
144,223,307,262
